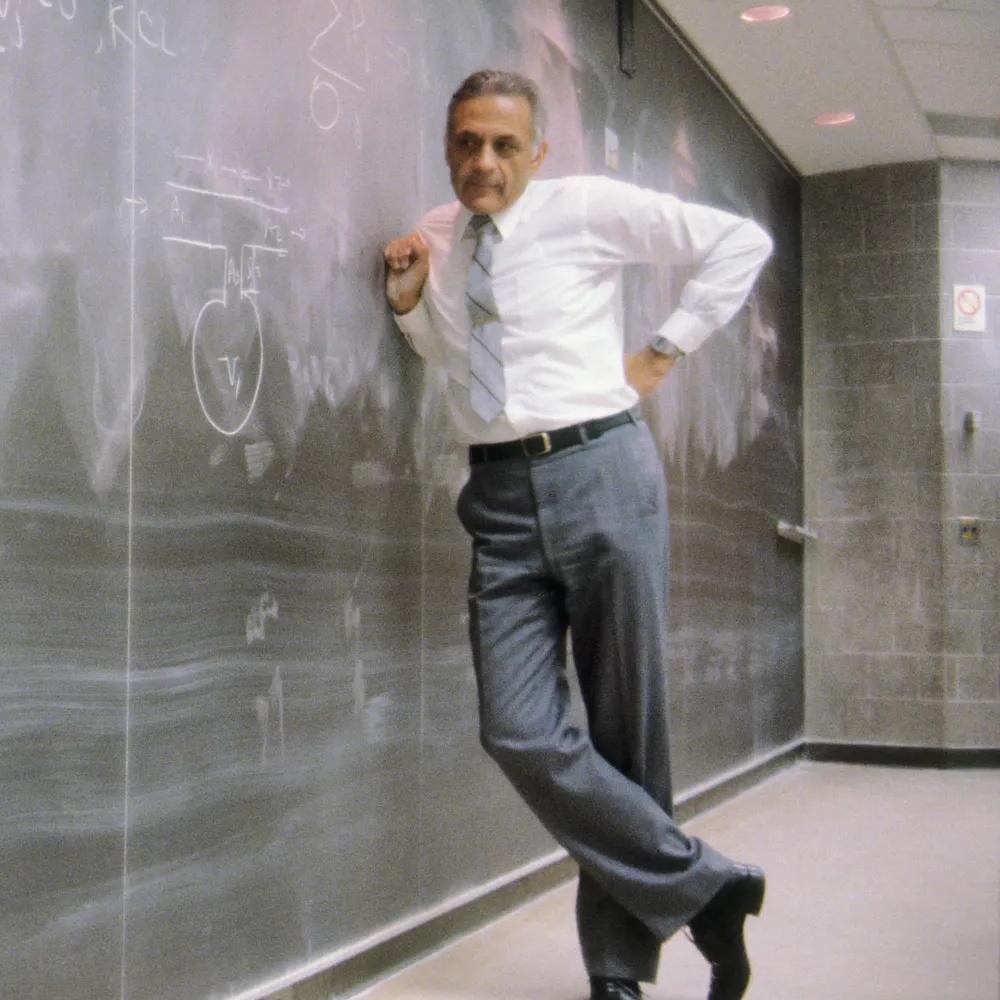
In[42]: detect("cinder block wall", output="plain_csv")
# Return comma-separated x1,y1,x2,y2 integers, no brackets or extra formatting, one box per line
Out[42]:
803,160,1000,750
939,162,1000,747
803,162,943,747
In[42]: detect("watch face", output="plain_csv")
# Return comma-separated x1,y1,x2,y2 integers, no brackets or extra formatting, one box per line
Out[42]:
650,336,683,360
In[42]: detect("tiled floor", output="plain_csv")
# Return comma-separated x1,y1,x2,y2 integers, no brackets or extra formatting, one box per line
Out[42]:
355,762,1000,1000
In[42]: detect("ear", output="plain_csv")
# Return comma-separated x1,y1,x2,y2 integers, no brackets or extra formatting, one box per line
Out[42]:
530,139,549,174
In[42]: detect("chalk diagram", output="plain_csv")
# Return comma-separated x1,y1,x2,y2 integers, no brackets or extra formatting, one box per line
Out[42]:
308,0,368,144
163,155,296,437
307,0,412,143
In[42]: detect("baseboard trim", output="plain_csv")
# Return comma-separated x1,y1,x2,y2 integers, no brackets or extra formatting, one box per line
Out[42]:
674,738,804,821
257,737,998,999
804,741,1000,769
245,852,576,1000
257,742,800,1000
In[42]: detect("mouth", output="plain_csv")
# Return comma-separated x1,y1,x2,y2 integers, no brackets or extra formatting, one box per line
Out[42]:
465,175,500,191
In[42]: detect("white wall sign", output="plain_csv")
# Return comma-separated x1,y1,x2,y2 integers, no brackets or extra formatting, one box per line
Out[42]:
953,284,987,333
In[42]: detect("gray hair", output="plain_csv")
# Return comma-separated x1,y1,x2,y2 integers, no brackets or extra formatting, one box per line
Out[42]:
447,70,548,151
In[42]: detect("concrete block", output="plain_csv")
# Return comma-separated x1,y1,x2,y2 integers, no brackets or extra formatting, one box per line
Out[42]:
889,161,941,206
863,205,916,254
948,656,1000,701
941,160,1000,205
944,700,1000,747
867,654,922,698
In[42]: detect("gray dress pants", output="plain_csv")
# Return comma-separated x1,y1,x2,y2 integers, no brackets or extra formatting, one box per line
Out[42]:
456,417,733,983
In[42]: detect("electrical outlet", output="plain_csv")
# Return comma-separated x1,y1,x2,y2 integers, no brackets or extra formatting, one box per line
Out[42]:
958,517,981,545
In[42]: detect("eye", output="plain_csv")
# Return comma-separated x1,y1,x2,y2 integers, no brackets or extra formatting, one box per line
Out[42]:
495,139,519,157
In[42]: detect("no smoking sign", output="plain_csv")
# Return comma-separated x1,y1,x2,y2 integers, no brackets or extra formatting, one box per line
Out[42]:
953,284,987,333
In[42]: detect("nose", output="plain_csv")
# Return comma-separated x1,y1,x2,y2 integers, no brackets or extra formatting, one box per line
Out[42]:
472,143,498,172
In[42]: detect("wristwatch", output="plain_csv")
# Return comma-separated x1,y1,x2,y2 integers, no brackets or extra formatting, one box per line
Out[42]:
648,335,686,361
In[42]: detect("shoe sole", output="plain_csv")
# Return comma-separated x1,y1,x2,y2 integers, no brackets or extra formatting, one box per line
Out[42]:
745,871,766,918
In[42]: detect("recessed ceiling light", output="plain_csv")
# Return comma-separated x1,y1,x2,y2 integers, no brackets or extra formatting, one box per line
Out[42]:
814,112,857,126
740,5,792,23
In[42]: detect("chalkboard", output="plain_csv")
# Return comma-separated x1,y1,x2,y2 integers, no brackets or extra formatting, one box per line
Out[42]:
0,2,801,998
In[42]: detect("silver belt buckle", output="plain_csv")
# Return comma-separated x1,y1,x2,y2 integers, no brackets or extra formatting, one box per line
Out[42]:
522,431,552,458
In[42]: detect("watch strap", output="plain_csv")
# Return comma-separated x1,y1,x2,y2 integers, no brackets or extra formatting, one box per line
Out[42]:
648,335,686,360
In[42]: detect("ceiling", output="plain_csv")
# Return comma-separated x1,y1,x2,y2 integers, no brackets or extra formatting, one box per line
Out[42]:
652,0,1000,176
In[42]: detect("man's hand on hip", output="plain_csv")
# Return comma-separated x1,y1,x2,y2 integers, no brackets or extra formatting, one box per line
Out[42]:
384,232,430,315
625,346,676,399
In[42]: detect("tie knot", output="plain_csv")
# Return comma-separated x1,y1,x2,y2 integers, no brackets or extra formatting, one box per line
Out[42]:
470,214,495,239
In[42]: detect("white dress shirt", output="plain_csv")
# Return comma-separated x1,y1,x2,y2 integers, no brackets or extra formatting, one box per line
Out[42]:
395,175,773,445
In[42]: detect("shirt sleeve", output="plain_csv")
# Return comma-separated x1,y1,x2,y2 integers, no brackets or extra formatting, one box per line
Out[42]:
584,177,774,354
393,297,441,363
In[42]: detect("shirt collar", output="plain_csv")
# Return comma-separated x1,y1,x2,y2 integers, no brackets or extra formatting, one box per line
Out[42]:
490,183,532,239
456,182,534,242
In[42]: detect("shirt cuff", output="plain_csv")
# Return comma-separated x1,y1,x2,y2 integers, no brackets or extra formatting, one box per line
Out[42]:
393,298,435,356
655,307,715,356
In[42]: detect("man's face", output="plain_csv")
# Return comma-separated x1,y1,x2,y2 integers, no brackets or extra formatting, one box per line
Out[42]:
446,94,548,215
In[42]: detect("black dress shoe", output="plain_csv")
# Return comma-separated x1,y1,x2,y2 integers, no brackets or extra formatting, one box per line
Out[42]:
590,977,643,1000
688,864,766,1000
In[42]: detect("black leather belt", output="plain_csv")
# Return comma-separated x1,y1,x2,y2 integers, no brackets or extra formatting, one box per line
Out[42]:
468,410,634,464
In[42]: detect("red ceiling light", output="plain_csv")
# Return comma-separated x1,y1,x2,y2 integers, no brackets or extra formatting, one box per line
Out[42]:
740,5,792,22
814,112,857,126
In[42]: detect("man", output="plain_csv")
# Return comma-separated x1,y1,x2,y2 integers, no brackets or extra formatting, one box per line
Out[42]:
384,70,773,1000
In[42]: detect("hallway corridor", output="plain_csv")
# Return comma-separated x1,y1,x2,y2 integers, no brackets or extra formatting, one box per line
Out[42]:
354,762,999,1000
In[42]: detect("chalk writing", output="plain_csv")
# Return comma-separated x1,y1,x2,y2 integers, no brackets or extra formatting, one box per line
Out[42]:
384,39,410,76
241,244,288,296
307,0,367,146
304,0,411,143
256,666,285,764
0,0,25,54
119,195,149,218
1,0,179,58
0,0,79,55
192,297,263,437
285,345,361,409
219,354,242,397
163,149,296,436
344,595,365,717
166,180,289,217
108,1,177,57
246,591,279,645
163,236,265,436
244,439,276,483
309,75,341,132
309,0,366,84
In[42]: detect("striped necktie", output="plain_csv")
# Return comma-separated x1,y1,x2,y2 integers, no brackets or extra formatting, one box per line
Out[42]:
466,214,506,421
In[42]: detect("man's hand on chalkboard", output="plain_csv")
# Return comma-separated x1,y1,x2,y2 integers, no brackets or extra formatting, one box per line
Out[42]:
385,232,430,315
